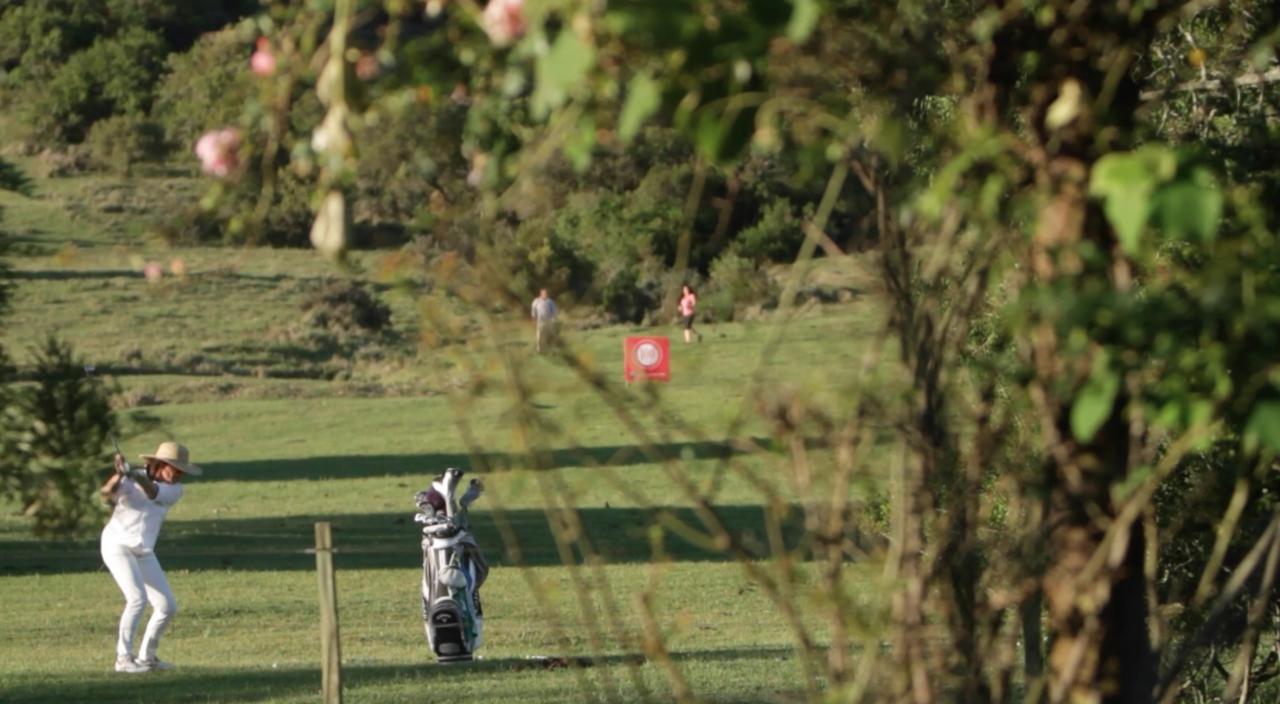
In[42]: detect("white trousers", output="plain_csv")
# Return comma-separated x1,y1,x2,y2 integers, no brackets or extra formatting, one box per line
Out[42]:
101,538,177,660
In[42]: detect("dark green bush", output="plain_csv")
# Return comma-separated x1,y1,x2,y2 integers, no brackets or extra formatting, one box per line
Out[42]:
504,215,597,301
301,280,392,337
22,26,168,142
2,1,256,143
0,158,34,196
354,101,469,227
151,26,256,152
705,250,777,321
85,114,167,175
255,171,321,247
0,1,109,81
0,228,11,320
601,266,659,324
735,197,805,262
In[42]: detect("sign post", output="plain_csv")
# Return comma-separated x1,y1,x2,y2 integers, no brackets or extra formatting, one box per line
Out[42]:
624,336,671,383
315,522,343,704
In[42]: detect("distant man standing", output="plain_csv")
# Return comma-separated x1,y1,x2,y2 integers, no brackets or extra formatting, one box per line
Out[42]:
530,288,558,353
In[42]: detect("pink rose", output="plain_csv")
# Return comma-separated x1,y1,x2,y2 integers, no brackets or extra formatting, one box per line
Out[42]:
194,128,241,178
251,37,276,76
482,0,526,47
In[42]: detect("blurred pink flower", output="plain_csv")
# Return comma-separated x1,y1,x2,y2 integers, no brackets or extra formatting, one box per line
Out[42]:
194,128,241,178
355,53,380,81
143,262,163,284
250,37,276,76
466,152,489,188
482,0,526,47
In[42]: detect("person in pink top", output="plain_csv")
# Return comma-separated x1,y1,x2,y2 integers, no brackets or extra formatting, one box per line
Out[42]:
679,285,701,343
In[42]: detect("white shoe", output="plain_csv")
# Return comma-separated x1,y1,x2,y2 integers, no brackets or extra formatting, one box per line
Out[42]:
115,656,149,674
139,657,175,671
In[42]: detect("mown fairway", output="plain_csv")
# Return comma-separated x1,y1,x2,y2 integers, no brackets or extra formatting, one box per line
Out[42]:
0,175,890,703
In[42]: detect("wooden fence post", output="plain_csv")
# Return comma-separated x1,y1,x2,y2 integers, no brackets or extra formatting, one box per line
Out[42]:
315,522,343,704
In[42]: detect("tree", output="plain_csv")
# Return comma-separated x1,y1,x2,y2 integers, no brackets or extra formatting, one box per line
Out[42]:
0,337,117,539
242,0,1280,701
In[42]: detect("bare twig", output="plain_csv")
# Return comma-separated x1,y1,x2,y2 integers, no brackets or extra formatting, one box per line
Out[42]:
1157,513,1280,703
1140,67,1280,101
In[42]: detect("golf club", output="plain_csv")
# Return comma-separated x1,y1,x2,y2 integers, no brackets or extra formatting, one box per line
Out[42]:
84,364,136,477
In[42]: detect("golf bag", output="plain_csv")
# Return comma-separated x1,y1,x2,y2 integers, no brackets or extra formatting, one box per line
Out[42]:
414,468,489,663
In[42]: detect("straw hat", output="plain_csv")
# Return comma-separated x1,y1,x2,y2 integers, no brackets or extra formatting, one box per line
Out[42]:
140,441,203,476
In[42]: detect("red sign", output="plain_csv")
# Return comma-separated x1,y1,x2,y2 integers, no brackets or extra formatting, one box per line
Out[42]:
624,336,670,383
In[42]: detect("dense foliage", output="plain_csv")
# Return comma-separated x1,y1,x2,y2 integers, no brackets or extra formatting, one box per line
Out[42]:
0,0,256,142
0,1,850,322
0,0,1278,701
257,1,1275,701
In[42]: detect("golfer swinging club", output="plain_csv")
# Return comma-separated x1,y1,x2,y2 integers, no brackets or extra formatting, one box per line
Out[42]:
98,442,203,673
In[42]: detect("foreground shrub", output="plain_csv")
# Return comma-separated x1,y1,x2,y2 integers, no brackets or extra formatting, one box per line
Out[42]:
0,337,116,538
0,158,35,196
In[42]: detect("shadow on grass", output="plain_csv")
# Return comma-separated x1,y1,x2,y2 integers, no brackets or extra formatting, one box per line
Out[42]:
7,362,334,382
2,269,335,284
0,499,879,575
197,438,776,483
4,268,140,280
0,648,805,704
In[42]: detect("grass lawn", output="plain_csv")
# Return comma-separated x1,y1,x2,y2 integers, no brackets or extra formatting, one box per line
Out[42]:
1,171,892,702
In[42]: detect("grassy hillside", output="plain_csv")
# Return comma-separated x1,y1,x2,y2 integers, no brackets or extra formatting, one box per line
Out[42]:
0,170,892,703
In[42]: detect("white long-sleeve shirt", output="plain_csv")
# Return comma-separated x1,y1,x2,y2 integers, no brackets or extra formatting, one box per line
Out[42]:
101,478,183,552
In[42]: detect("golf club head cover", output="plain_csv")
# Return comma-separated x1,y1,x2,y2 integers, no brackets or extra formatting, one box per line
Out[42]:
459,479,483,509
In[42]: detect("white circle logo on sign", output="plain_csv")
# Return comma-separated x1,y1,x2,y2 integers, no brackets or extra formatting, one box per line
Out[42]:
634,340,662,368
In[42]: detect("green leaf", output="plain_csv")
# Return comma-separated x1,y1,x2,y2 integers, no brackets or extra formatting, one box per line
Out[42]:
563,113,596,172
787,0,821,42
532,32,596,118
694,109,724,160
1245,401,1280,453
1135,144,1178,182
618,73,660,142
1071,352,1120,442
1152,169,1222,242
692,104,756,164
1089,152,1156,254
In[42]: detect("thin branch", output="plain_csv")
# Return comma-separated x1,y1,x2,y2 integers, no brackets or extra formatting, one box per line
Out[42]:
1223,509,1280,701
1192,477,1251,608
1156,513,1280,703
1140,66,1280,101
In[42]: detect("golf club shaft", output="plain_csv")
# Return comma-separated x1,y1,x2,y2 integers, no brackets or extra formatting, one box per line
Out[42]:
84,365,129,472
